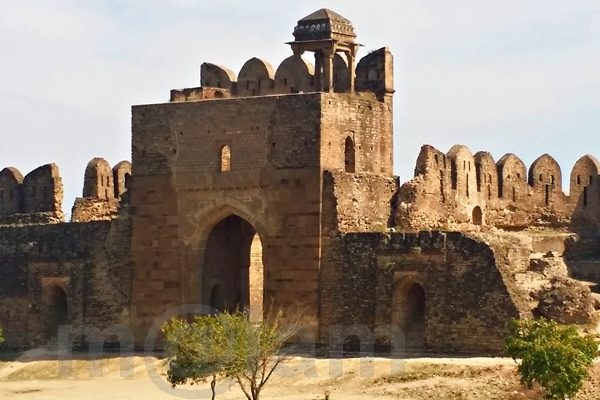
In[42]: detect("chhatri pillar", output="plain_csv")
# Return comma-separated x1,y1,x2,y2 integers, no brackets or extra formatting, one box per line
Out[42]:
287,8,360,93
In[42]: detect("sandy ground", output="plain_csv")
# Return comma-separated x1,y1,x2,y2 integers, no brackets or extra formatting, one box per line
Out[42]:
0,349,598,400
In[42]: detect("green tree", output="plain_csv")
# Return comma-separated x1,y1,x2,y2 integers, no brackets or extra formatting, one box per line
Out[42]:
0,325,4,344
162,315,226,400
505,318,599,400
162,309,300,400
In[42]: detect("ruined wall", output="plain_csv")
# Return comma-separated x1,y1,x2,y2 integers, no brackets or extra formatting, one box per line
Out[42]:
0,167,23,216
113,161,132,200
396,144,600,231
355,47,394,100
322,171,397,233
71,158,131,223
0,164,64,224
320,231,527,354
0,215,131,348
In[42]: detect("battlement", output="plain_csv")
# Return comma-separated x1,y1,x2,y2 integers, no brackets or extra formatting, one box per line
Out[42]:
170,9,393,102
170,48,393,102
0,158,131,226
0,164,64,224
396,144,600,231
72,158,131,222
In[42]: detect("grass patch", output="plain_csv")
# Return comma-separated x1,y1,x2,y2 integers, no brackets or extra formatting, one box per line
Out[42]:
373,363,502,384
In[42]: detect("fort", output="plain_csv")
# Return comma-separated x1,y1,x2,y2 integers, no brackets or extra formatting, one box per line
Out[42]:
1,9,599,355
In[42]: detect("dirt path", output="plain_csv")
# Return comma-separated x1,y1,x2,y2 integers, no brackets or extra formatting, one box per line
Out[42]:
0,350,596,400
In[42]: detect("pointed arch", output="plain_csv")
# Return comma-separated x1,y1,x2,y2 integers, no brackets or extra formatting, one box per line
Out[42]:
202,215,264,321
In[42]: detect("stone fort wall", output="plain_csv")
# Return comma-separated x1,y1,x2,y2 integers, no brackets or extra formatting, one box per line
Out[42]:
318,231,529,353
0,158,131,225
0,164,64,224
396,144,600,232
1,9,598,356
0,216,131,347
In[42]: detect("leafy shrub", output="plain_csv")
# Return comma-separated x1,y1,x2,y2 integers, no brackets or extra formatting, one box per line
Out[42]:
505,318,599,400
162,309,300,400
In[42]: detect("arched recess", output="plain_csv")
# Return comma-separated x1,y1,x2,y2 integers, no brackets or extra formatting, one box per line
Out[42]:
344,136,355,173
42,284,69,340
472,206,483,226
333,53,349,93
202,215,264,321
392,278,426,350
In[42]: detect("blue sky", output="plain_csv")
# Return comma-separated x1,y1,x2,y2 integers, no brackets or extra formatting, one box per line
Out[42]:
1,1,600,215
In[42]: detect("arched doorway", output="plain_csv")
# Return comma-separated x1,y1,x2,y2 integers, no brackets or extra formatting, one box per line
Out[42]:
392,279,426,350
472,206,483,226
203,215,264,321
42,285,69,340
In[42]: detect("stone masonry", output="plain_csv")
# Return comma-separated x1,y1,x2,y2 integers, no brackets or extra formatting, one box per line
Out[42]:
0,9,599,355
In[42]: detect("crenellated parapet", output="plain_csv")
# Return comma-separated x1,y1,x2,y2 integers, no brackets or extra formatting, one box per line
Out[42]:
396,144,600,232
170,9,393,103
71,158,131,223
0,164,64,225
0,159,132,226
170,48,392,103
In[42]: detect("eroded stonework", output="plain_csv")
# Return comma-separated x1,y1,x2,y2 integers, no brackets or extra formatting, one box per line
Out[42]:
0,9,599,354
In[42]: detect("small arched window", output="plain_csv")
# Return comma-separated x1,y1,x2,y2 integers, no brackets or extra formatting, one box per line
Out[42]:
472,206,483,226
124,173,132,190
220,145,231,172
344,136,355,173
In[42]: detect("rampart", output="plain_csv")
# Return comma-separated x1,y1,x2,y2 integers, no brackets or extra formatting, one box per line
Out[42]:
0,214,131,348
1,8,599,356
396,144,600,232
319,231,529,354
170,47,394,102
0,158,131,226
0,164,64,224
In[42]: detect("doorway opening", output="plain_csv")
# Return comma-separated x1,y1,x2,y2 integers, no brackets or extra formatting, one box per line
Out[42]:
203,215,264,321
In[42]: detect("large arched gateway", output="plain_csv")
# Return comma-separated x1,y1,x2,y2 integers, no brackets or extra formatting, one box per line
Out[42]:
202,215,264,321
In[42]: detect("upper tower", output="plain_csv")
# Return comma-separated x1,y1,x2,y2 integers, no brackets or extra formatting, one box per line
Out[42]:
288,9,359,93
170,8,392,101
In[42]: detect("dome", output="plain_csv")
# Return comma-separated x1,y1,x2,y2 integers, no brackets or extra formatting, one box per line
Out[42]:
293,8,356,42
